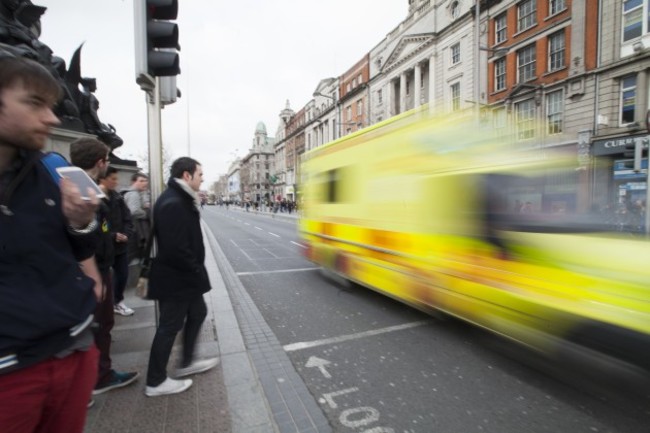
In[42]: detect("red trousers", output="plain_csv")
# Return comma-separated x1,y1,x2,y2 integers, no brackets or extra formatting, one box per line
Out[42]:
0,346,99,433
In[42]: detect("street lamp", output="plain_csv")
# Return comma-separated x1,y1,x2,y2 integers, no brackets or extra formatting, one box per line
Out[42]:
313,91,340,140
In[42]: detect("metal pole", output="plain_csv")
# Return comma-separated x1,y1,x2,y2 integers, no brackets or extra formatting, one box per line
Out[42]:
646,150,650,237
475,0,481,124
148,76,164,204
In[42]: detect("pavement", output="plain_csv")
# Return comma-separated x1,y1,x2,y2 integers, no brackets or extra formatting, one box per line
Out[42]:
84,210,330,433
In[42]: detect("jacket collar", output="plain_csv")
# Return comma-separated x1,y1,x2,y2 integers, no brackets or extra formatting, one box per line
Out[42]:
168,178,200,211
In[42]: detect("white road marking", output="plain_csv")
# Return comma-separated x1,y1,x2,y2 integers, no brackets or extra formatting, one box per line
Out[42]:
255,226,263,230
263,248,279,258
283,320,432,352
305,356,332,379
291,241,307,249
269,232,280,237
236,267,320,276
244,222,250,226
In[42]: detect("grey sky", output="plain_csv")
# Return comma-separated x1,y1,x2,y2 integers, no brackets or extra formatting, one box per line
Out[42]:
40,0,406,184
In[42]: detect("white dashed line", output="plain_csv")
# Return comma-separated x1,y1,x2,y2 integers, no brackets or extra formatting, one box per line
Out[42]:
236,267,320,276
291,241,307,249
283,320,433,352
268,232,280,238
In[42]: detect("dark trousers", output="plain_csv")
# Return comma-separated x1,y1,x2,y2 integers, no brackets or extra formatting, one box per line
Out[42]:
146,295,207,387
94,271,114,386
112,253,129,305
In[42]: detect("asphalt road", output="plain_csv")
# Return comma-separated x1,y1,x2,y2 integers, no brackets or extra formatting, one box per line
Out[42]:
202,206,650,433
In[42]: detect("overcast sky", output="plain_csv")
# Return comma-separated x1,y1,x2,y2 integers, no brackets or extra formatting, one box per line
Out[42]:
39,0,407,184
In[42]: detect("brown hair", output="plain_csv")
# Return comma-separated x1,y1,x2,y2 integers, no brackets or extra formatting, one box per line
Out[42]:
0,55,61,108
69,138,110,170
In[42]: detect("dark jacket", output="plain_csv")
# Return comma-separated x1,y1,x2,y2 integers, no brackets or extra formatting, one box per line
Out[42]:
0,151,97,373
105,190,135,256
95,196,115,273
148,179,211,300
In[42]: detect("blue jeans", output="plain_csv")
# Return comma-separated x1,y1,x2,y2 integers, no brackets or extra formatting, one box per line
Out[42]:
146,295,207,386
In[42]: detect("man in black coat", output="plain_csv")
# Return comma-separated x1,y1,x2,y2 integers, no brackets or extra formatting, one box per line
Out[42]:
145,157,219,397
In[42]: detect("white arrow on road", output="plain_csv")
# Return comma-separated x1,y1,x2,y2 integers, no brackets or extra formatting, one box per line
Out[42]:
305,356,332,379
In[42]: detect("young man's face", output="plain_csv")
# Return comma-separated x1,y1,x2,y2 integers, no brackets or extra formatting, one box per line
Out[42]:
100,172,119,192
133,176,148,191
0,81,60,151
187,165,203,192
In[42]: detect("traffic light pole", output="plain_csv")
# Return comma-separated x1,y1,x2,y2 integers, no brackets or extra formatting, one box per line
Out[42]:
646,154,650,237
147,77,164,205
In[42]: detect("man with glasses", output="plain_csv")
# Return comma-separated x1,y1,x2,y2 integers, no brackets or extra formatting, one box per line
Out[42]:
70,138,139,397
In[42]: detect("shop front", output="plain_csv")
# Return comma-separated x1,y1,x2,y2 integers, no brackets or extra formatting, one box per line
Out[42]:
591,134,648,233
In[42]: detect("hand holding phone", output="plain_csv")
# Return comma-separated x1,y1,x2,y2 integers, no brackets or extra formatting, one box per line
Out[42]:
56,167,105,200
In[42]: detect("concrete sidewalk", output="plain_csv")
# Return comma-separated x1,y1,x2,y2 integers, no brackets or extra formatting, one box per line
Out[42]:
83,223,277,433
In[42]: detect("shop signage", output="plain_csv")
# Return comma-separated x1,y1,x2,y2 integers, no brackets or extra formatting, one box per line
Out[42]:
592,134,648,156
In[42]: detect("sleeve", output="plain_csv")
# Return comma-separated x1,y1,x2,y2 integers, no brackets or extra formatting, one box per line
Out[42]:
67,227,100,261
120,197,136,238
124,191,146,219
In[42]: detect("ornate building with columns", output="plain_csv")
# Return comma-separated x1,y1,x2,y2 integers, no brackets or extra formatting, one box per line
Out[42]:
369,0,476,122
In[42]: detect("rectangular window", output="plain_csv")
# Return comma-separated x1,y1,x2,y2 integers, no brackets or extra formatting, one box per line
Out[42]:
548,31,565,71
378,89,383,104
495,13,507,43
494,107,507,135
546,90,564,134
518,0,537,32
451,82,461,111
549,0,566,15
516,98,536,139
357,100,363,116
347,106,352,121
621,74,637,124
517,44,537,82
494,58,506,91
623,0,644,41
451,43,461,64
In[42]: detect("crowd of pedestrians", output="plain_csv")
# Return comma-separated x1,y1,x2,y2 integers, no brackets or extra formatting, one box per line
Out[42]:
0,56,219,433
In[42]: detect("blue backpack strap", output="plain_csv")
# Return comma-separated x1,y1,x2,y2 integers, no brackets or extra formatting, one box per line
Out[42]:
41,152,70,184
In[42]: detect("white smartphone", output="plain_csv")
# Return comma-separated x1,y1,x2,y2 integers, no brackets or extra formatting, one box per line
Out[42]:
56,166,106,200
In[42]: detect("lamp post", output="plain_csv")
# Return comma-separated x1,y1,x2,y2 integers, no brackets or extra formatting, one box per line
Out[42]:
313,91,340,140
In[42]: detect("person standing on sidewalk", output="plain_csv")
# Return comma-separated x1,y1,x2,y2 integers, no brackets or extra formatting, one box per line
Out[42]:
123,172,150,261
70,138,139,395
99,166,135,316
0,55,100,433
145,157,219,397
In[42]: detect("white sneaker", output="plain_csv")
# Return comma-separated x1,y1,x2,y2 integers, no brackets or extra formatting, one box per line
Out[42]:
174,357,220,378
145,377,192,397
114,302,134,316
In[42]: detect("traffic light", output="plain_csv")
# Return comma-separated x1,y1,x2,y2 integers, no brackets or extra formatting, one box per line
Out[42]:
623,138,648,172
134,0,180,83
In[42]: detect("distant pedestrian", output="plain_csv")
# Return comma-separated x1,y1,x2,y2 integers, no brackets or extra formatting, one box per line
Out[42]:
70,138,139,396
0,55,100,433
145,157,219,397
99,166,135,316
123,172,150,261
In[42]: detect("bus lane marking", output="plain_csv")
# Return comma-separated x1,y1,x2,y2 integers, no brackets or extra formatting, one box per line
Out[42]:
283,319,432,352
305,356,332,378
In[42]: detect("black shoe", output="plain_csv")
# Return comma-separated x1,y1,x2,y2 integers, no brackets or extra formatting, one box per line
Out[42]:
93,370,139,395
